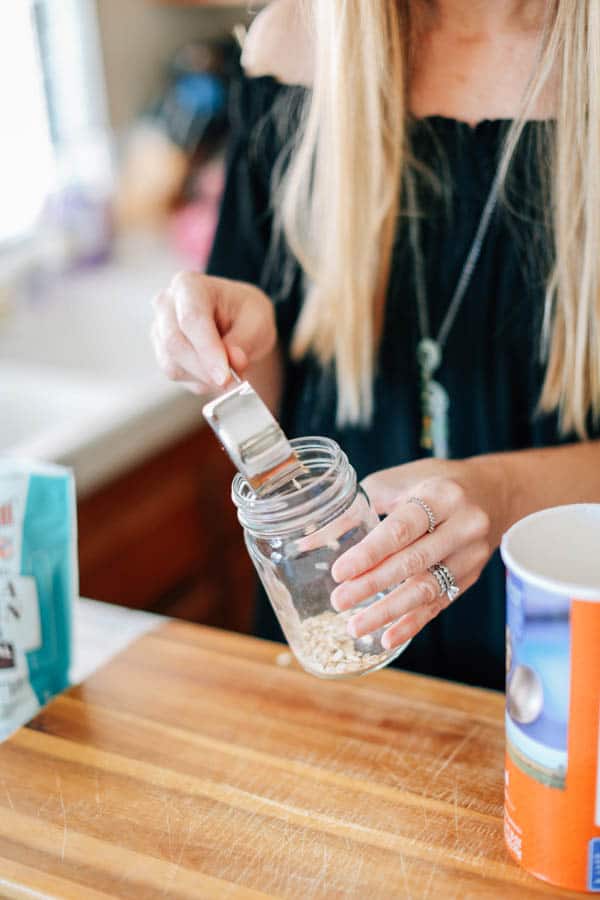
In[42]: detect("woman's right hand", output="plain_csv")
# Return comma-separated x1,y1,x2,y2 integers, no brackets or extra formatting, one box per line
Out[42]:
151,271,277,393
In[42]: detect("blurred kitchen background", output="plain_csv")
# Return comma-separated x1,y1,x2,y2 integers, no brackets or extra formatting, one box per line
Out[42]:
0,0,259,630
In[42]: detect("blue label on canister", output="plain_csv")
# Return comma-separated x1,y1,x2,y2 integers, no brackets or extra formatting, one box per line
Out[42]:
505,571,570,789
589,839,600,891
587,838,600,892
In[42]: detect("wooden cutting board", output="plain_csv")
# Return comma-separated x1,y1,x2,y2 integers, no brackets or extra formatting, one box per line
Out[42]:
0,621,581,899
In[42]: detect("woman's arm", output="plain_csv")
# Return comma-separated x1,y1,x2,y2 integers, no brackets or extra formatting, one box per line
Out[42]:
330,441,600,650
476,441,600,536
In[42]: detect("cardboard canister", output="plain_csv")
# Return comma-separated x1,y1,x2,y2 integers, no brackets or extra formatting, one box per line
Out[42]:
501,504,600,892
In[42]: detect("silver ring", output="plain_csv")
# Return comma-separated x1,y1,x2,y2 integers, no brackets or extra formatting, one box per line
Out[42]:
429,563,460,602
438,564,460,602
429,564,447,594
408,496,437,533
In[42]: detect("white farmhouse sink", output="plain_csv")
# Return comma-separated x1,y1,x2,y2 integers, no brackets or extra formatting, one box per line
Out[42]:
0,363,121,457
0,233,204,494
1,232,177,382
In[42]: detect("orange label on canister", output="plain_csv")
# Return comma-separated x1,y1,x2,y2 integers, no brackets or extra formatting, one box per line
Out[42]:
504,589,600,892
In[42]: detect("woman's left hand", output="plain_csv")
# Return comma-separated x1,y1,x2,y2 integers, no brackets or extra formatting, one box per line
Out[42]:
330,456,508,651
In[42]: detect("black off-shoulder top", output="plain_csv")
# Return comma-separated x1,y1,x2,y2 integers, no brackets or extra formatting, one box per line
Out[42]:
208,76,594,690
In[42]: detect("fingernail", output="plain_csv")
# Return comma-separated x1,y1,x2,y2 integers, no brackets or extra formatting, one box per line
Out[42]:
331,558,354,583
330,588,345,612
210,366,228,387
383,628,411,650
347,616,361,639
231,345,248,369
381,631,394,650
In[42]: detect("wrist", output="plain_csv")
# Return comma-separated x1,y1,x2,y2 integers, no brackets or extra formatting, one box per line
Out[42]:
466,451,516,548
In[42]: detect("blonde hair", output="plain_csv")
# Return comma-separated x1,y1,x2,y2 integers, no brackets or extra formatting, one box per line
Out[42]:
280,0,600,438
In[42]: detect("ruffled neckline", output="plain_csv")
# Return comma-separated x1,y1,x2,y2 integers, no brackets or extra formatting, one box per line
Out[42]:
410,114,554,133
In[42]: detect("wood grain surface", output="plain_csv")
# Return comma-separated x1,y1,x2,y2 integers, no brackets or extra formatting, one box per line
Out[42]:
0,622,582,899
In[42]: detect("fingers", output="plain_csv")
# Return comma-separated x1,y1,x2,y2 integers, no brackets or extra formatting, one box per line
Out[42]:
359,472,413,516
346,542,488,641
360,467,447,516
152,296,207,382
221,284,276,365
151,272,276,393
293,494,371,556
332,506,488,612
326,472,493,649
380,566,482,650
330,503,426,583
227,344,249,374
331,478,475,584
170,273,230,386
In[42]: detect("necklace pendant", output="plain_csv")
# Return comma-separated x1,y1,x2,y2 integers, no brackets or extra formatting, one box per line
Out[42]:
428,379,450,458
417,338,450,458
417,337,442,379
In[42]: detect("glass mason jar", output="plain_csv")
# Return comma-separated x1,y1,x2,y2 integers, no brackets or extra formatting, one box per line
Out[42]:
232,436,409,679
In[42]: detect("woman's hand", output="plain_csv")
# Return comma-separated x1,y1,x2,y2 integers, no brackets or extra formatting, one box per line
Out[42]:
330,456,508,650
151,272,277,393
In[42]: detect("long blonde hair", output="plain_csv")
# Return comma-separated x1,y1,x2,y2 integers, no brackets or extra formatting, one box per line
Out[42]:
280,0,600,438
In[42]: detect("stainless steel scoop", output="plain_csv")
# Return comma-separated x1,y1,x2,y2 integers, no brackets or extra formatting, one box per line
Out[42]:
202,372,303,494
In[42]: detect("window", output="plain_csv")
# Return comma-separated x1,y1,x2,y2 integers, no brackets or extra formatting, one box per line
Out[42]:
0,0,107,246
0,2,53,244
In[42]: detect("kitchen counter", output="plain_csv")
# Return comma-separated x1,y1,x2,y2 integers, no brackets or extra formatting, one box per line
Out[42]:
0,232,204,495
0,619,580,898
70,598,164,685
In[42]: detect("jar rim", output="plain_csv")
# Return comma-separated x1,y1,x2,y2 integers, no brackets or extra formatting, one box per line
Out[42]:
231,436,355,536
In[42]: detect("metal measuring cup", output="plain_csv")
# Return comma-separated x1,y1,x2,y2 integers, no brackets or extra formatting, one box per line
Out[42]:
202,371,304,495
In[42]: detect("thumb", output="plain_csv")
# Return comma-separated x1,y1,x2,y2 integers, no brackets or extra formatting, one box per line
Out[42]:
224,343,249,374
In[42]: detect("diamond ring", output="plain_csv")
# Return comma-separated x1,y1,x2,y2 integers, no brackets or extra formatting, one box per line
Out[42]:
429,563,460,602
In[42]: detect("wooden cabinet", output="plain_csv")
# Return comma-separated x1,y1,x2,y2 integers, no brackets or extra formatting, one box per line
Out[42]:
77,427,255,633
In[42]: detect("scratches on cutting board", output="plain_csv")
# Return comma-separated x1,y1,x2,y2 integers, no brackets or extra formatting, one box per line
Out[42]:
162,813,197,896
421,859,438,900
155,791,210,895
398,852,414,900
1,778,15,810
452,783,460,846
165,807,173,863
55,773,68,862
427,724,480,788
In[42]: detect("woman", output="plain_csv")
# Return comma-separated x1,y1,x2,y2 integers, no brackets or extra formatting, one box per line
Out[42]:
151,0,600,690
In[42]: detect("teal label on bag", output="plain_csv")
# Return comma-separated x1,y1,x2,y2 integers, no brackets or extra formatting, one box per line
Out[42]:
0,463,75,741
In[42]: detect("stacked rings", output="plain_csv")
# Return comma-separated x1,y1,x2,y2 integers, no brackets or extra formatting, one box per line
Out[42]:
429,563,460,602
